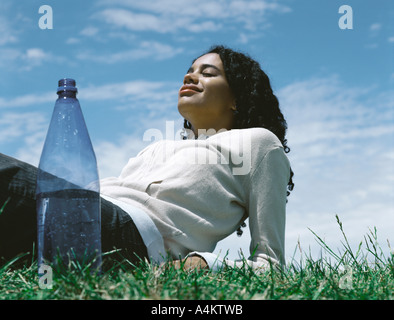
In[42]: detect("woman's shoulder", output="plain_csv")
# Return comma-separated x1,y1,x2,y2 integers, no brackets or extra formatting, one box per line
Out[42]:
247,127,281,143
213,128,285,166
217,127,282,149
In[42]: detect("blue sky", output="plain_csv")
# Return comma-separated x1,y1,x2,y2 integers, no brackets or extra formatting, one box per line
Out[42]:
0,0,393,262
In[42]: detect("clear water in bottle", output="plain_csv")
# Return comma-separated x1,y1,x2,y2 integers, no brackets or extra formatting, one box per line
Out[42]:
37,189,101,270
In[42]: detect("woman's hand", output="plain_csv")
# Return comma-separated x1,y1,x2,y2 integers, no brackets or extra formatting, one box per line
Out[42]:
172,256,209,271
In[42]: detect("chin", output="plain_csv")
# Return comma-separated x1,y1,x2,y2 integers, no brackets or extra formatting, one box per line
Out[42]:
178,101,197,118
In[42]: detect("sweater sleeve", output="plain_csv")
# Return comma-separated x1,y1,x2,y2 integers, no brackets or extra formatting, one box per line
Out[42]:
188,146,290,272
243,146,290,269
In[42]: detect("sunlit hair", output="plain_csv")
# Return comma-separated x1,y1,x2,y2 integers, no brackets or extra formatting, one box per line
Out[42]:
183,45,294,198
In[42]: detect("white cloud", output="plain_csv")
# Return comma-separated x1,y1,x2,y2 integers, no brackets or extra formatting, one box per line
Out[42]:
0,20,18,45
79,80,179,107
80,26,99,37
96,8,221,34
278,77,392,149
0,2,18,45
22,48,67,71
370,23,382,31
95,136,150,178
0,79,178,109
97,9,169,33
0,112,48,166
25,48,48,61
22,48,48,69
0,91,55,108
95,0,290,33
77,41,184,63
0,48,21,68
98,0,291,19
66,37,80,44
0,47,62,71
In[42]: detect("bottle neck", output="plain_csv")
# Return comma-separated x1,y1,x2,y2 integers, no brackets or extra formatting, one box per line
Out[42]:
57,91,77,99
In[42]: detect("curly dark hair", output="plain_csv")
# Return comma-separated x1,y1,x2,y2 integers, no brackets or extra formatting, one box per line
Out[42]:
183,45,294,196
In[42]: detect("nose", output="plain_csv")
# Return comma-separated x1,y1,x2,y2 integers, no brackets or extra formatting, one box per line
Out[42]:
183,72,198,84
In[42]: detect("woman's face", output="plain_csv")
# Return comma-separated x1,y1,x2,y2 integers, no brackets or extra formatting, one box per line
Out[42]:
177,53,236,135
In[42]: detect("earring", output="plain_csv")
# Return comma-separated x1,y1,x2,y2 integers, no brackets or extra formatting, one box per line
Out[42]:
180,127,195,140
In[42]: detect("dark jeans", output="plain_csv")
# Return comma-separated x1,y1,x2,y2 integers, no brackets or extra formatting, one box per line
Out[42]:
0,153,148,268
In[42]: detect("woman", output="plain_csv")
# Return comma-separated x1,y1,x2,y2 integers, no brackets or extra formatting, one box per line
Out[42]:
0,45,294,271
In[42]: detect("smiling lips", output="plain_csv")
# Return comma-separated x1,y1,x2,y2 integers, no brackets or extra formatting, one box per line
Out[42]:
179,84,202,96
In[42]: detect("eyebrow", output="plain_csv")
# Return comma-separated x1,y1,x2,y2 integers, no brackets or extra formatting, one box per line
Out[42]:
187,63,221,74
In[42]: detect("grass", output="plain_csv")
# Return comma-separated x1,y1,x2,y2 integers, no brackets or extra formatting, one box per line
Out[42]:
0,215,393,300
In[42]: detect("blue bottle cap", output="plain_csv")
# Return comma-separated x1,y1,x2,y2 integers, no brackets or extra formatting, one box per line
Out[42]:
57,78,78,93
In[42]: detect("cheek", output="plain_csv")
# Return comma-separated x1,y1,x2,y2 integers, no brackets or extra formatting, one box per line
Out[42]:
203,77,228,95
208,83,233,105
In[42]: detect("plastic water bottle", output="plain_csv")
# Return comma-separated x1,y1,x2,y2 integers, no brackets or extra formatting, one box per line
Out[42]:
36,78,101,272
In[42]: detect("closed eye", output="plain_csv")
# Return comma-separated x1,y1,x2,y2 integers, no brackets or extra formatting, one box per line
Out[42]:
186,63,221,77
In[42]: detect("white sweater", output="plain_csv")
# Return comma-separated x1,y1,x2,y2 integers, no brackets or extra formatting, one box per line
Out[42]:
100,128,290,270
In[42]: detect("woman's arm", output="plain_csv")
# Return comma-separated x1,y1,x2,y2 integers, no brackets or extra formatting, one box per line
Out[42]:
184,146,290,272
245,146,290,269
